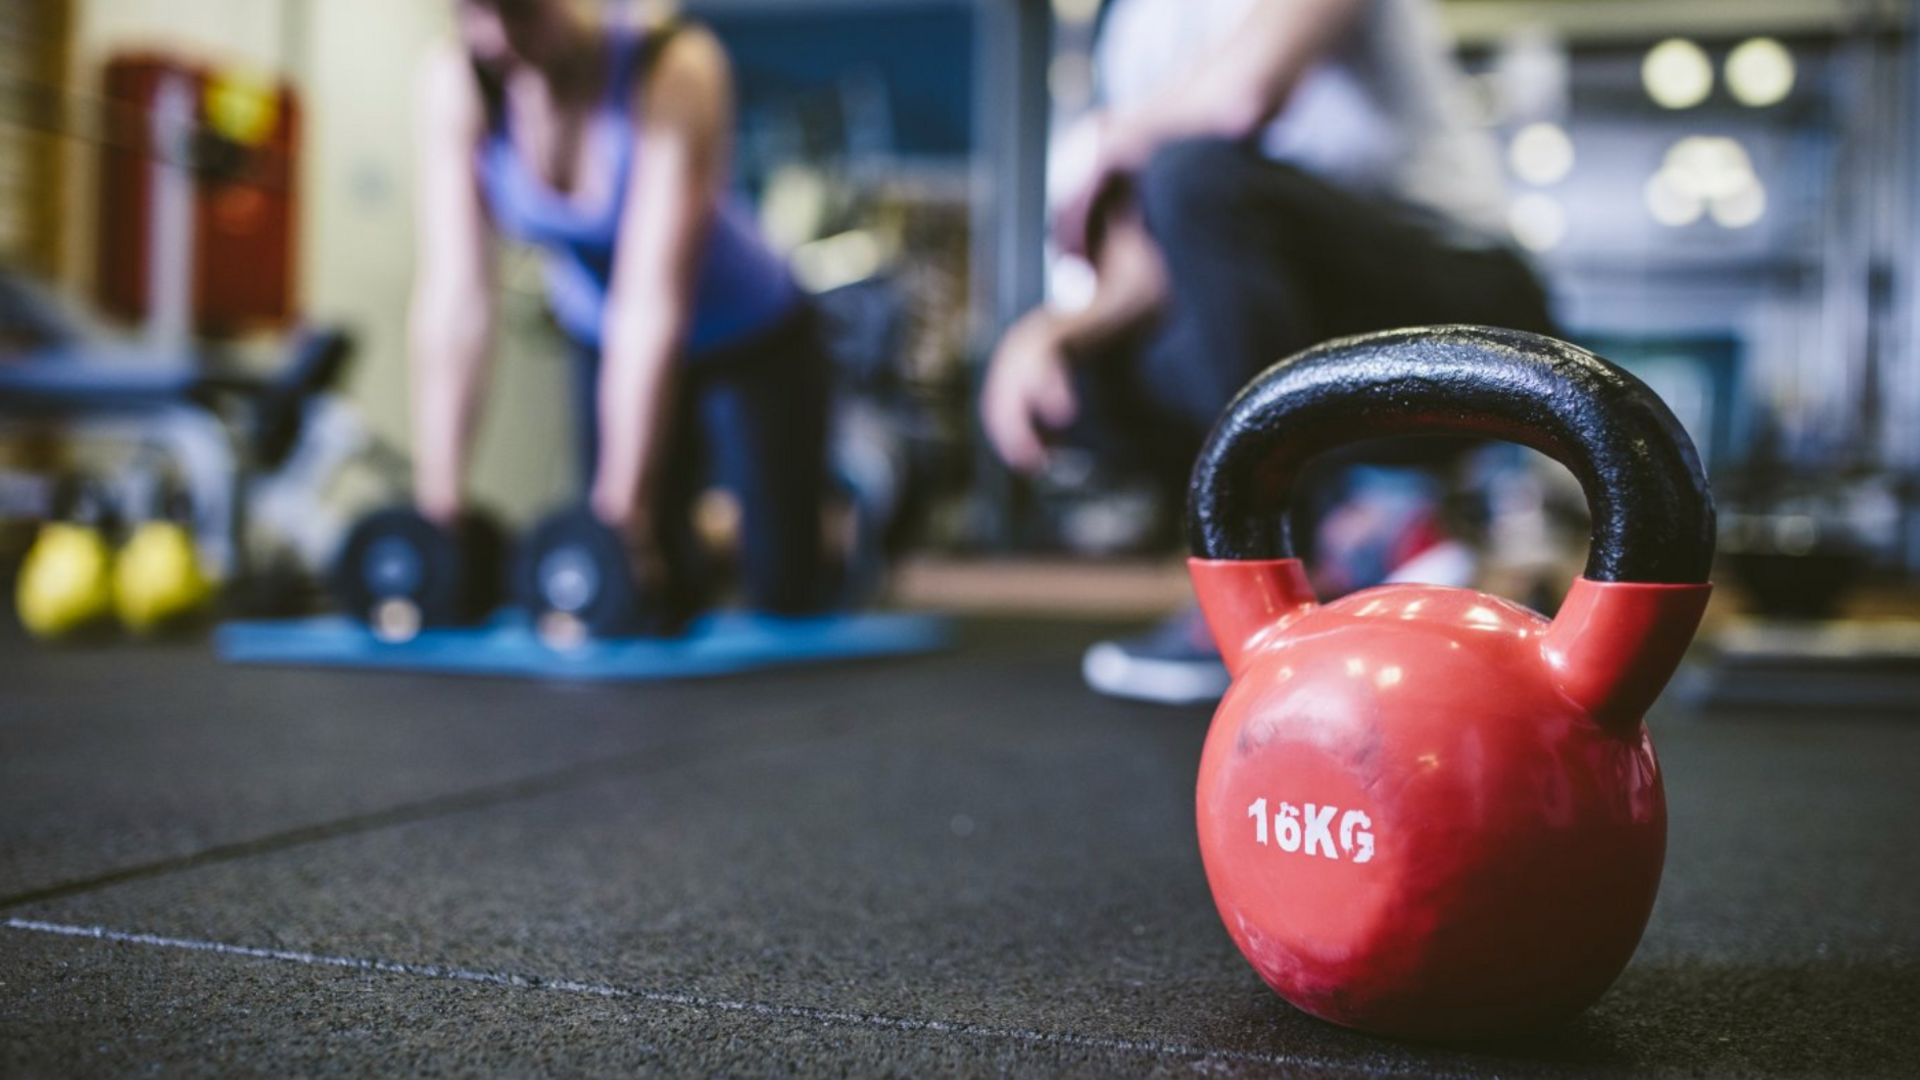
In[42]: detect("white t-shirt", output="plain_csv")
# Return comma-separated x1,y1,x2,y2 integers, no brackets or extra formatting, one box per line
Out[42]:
1095,0,1508,245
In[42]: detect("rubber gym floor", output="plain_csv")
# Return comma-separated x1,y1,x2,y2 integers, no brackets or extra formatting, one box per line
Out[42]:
3,617,1916,1078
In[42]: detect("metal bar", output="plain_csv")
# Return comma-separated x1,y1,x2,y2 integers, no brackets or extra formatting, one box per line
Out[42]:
968,0,1050,548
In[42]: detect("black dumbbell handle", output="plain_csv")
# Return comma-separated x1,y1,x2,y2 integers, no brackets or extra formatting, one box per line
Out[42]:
1187,325,1715,584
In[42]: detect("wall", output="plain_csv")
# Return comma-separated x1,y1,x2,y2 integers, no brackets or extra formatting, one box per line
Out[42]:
1,0,73,278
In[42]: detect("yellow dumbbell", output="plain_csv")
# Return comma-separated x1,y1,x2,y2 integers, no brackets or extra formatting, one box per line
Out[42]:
114,519,214,634
15,521,117,640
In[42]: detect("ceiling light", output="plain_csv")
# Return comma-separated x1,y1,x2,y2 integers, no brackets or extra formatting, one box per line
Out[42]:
1508,193,1567,252
1645,171,1704,227
1643,38,1713,110
1710,181,1767,228
1508,122,1575,186
1726,37,1795,107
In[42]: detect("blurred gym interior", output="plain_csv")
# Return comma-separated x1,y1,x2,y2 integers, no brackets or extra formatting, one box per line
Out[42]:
2,0,1916,1075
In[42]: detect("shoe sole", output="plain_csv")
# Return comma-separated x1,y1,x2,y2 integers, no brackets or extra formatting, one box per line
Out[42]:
1384,540,1477,588
1082,641,1229,706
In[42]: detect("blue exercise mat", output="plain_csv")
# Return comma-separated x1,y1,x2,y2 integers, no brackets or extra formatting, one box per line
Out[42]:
214,609,955,681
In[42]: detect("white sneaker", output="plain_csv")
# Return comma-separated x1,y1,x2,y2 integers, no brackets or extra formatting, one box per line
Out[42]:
1082,610,1229,705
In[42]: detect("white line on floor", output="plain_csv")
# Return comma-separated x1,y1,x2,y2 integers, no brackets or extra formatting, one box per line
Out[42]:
3,915,1405,1071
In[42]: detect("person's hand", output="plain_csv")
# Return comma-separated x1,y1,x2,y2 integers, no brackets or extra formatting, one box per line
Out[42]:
589,485,669,595
981,309,1079,474
416,487,462,530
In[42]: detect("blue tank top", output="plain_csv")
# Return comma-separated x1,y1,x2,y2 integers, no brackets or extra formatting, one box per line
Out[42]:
475,25,801,354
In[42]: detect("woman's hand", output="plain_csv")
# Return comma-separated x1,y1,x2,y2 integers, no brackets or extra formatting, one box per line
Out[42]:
981,309,1080,474
417,486,464,530
588,488,670,598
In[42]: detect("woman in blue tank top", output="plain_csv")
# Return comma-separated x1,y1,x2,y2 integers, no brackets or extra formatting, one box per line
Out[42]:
412,0,828,615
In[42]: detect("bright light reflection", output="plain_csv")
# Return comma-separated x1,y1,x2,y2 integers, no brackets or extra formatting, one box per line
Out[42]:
1664,136,1754,200
1727,37,1794,107
1645,170,1704,227
1377,666,1404,688
1346,657,1367,677
1643,38,1713,110
1710,179,1766,228
1508,193,1566,253
1509,122,1574,186
1464,605,1504,627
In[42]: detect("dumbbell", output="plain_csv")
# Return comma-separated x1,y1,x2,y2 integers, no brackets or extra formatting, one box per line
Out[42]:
14,476,119,641
514,505,685,646
330,506,506,642
114,478,214,635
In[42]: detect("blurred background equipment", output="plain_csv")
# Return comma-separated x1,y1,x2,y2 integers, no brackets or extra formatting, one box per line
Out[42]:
1444,2,1920,584
13,473,116,639
112,502,212,633
0,310,353,607
93,52,298,336
0,0,354,631
108,449,213,633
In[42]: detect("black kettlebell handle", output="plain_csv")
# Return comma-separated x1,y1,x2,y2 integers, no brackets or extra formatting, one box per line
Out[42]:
1187,326,1715,584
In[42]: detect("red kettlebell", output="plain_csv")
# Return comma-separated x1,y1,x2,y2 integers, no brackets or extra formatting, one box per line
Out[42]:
1188,326,1715,1042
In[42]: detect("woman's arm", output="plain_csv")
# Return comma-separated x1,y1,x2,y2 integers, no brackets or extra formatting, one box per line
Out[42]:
588,25,732,535
408,42,497,524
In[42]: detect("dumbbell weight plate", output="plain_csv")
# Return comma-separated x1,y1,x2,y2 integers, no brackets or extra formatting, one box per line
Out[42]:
330,508,505,641
515,507,669,645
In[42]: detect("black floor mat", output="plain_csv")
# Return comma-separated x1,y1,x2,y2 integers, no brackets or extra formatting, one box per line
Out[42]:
3,620,1916,1077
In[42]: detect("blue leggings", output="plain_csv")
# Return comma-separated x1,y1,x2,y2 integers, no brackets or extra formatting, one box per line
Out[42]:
571,304,830,614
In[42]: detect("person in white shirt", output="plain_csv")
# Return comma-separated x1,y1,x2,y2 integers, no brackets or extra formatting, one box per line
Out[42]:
981,0,1557,703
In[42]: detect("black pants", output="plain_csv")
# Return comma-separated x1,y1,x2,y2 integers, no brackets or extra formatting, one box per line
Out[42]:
1072,137,1559,489
571,304,830,614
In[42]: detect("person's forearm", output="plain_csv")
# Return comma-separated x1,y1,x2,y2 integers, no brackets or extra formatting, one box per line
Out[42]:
589,305,686,528
409,288,492,521
1055,202,1168,362
591,24,729,529
1107,0,1364,165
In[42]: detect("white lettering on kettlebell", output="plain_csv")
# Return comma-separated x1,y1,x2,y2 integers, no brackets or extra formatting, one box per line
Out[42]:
1302,804,1338,858
1340,809,1375,864
1244,798,1376,864
1277,801,1302,851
